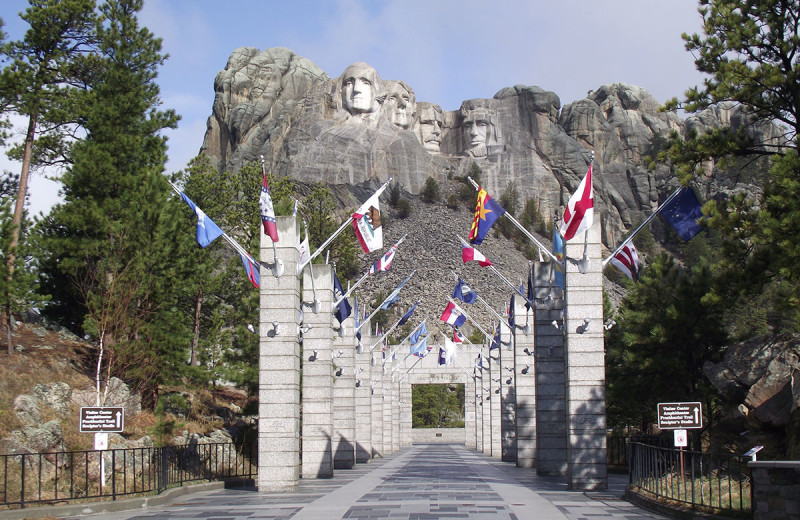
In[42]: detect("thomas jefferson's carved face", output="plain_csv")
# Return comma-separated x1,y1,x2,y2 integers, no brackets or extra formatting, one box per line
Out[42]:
341,63,380,115
386,83,415,129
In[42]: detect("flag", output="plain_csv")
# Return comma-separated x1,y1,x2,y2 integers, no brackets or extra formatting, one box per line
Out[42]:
444,338,456,366
438,346,447,365
239,252,260,288
440,301,467,328
508,294,516,329
352,191,383,253
333,271,352,324
452,278,477,305
461,245,493,267
490,323,501,350
397,301,418,326
468,187,506,245
559,164,593,241
553,228,565,289
661,187,703,241
525,264,534,310
369,237,403,274
179,192,224,247
354,293,361,341
453,329,464,344
297,226,310,265
259,171,279,242
379,272,412,310
609,241,640,280
411,336,428,357
410,322,428,357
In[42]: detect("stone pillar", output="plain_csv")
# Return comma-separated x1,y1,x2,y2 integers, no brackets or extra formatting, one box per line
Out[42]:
564,222,607,490
369,335,384,458
301,264,334,479
391,373,400,452
399,374,412,447
482,352,492,455
465,360,477,450
490,344,502,459
354,340,372,463
382,354,394,454
500,319,517,462
515,295,537,468
473,348,484,452
535,262,568,476
333,315,356,469
258,216,301,491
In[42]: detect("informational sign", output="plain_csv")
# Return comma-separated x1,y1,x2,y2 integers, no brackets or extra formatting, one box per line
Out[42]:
80,407,125,433
674,429,688,447
657,401,702,429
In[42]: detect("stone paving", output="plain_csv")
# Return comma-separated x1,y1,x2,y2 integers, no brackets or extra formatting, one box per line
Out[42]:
69,444,669,520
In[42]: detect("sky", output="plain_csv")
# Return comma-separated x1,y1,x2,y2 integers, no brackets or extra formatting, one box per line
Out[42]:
2,0,707,217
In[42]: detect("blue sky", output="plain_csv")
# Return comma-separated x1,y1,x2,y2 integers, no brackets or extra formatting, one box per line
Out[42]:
3,0,706,216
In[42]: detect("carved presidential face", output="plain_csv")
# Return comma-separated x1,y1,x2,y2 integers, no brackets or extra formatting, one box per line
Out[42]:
341,63,380,115
386,82,415,129
464,118,489,148
417,105,443,153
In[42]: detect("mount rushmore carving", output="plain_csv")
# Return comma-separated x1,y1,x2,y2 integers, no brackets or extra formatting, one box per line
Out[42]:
200,47,781,247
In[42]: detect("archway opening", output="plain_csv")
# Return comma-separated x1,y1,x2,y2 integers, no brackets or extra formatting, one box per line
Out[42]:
411,383,465,428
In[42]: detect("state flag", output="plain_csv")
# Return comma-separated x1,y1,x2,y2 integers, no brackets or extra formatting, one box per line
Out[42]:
353,192,383,253
440,301,467,328
452,278,478,305
609,241,640,280
661,187,703,241
468,187,506,245
179,192,224,248
259,172,279,242
239,252,260,288
461,245,493,267
559,164,594,241
333,271,352,324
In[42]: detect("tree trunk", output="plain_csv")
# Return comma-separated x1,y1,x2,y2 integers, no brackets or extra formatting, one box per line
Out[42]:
3,114,37,356
190,288,202,366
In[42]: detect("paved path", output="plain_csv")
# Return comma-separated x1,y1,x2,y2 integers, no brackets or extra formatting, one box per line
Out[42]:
69,444,668,520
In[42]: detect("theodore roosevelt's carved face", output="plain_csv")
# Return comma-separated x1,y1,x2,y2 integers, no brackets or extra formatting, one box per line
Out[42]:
417,104,443,153
341,62,380,115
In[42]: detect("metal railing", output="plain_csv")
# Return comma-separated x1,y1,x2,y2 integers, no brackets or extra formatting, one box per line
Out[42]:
0,441,256,509
628,441,752,515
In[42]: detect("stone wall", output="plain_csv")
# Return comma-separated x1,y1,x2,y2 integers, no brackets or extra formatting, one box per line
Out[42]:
411,428,465,444
750,461,800,520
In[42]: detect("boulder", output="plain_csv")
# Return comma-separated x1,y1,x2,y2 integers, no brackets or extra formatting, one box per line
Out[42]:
13,394,42,425
71,377,142,415
32,382,72,415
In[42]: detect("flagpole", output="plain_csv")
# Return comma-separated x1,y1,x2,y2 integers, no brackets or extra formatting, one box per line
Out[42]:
448,298,492,340
457,235,531,305
601,186,684,267
397,355,424,383
260,155,284,277
368,300,421,351
168,181,259,263
332,234,408,309
465,177,560,264
297,177,393,276
381,319,427,359
449,271,510,327
355,270,416,335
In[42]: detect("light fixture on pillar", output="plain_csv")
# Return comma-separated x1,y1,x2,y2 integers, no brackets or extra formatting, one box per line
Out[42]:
333,349,344,359
551,320,561,330
247,323,256,334
267,321,280,338
505,366,514,372
522,324,531,336
309,349,318,361
604,318,616,330
505,377,513,385
521,364,530,375
355,340,362,353
312,299,321,314
523,347,533,356
577,317,591,334
335,366,343,377
355,379,362,387
337,325,346,338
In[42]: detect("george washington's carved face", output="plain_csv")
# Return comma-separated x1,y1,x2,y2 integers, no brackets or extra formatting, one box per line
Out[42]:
341,63,380,115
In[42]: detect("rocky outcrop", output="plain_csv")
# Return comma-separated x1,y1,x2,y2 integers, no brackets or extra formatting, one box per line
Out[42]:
71,376,142,415
704,334,800,429
200,48,783,250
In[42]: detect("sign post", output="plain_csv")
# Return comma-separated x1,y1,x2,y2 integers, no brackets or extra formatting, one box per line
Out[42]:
80,407,125,489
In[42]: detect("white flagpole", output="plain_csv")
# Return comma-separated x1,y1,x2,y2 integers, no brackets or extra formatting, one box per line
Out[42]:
296,177,393,276
260,155,284,277
465,176,560,264
355,270,415,335
447,298,492,340
601,186,684,267
397,355,424,382
168,181,258,263
332,233,408,309
458,235,531,305
368,300,421,351
382,319,427,359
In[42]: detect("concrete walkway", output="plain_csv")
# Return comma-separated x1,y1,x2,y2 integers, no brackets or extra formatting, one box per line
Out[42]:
61,444,668,520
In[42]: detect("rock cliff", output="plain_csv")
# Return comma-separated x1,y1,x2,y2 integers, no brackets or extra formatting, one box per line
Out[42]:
200,47,781,249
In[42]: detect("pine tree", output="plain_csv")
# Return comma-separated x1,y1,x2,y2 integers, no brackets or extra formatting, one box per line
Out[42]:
0,0,97,353
36,0,182,405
